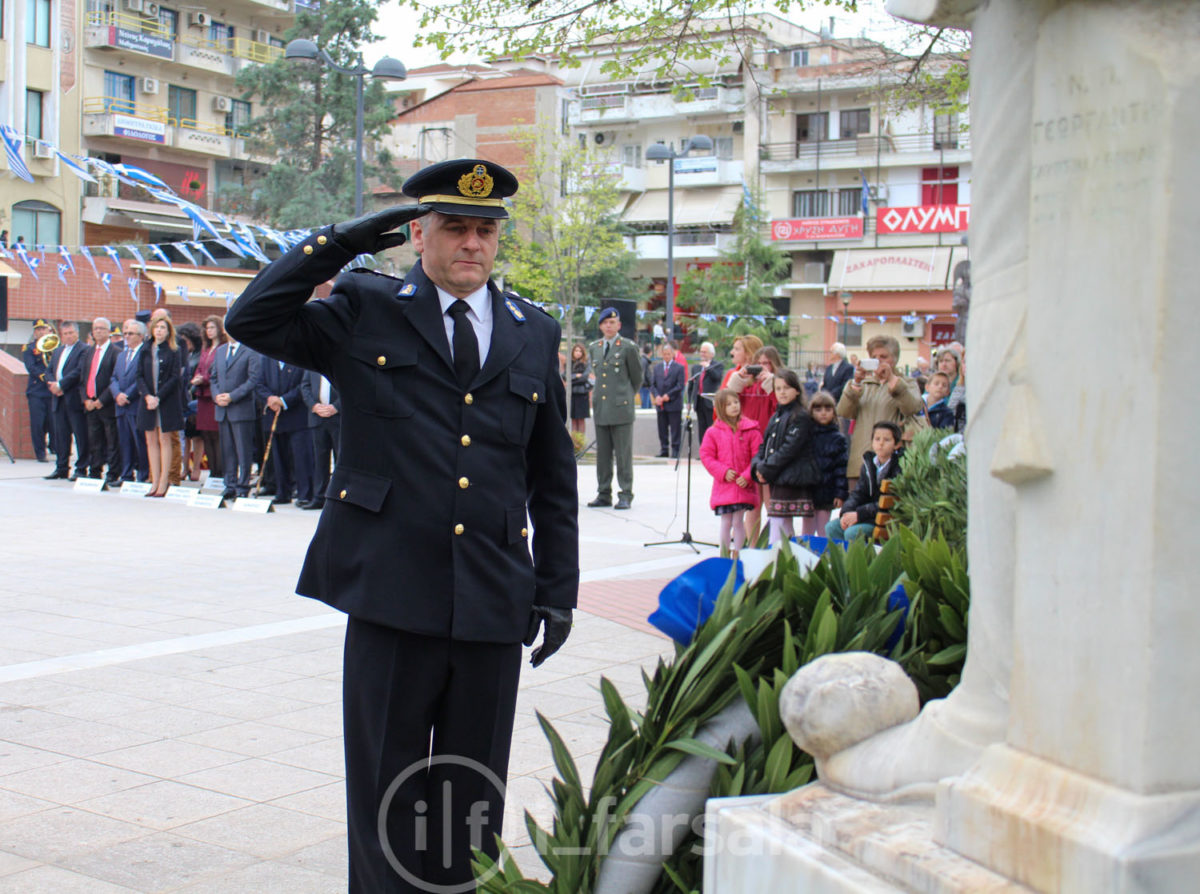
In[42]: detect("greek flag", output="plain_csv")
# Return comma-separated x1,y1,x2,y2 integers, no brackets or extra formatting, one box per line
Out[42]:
189,241,218,266
127,276,140,303
860,170,870,216
101,272,112,292
55,151,98,184
58,245,76,273
149,244,173,267
173,242,198,266
80,245,100,277
176,286,190,302
57,263,69,285
126,245,147,268
0,126,33,183
153,281,162,304
113,163,171,192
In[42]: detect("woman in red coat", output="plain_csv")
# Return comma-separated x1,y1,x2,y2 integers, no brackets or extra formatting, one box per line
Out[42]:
720,335,778,541
700,389,764,558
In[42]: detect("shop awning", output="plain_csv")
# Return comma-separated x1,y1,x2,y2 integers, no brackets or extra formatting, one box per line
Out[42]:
828,247,954,291
0,260,22,286
622,186,742,227
141,265,257,308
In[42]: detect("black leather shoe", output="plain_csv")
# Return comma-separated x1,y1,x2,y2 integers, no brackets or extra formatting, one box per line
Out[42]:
656,451,669,458
221,490,237,500
300,499,324,510
105,478,122,489
44,470,69,480
68,473,79,482
614,497,632,510
272,497,292,505
587,496,612,508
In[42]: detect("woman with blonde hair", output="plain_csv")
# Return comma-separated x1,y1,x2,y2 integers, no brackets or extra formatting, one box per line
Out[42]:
137,316,183,497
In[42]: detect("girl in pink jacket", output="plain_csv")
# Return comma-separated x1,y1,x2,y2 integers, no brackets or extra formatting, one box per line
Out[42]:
700,389,764,558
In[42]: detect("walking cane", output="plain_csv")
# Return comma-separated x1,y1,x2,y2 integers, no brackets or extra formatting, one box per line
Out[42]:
256,407,280,498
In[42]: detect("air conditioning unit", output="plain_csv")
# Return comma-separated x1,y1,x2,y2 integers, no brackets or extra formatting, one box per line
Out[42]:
141,77,160,95
212,95,232,112
593,130,616,145
732,120,744,133
33,141,54,159
902,317,925,338
188,11,212,28
123,0,143,12
802,262,826,284
143,1,160,16
868,183,889,202
253,29,271,43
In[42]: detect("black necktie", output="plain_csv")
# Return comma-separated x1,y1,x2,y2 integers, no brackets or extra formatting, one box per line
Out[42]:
448,300,479,387
604,341,610,358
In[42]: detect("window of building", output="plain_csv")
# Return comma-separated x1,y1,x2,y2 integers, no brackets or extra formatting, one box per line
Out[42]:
12,200,61,245
838,320,864,347
622,143,642,168
26,0,51,46
209,20,233,45
225,99,252,134
157,6,178,38
791,48,809,67
839,108,870,140
103,71,136,113
168,85,197,124
715,136,734,160
792,189,830,217
796,112,828,142
934,111,959,149
921,166,959,205
25,90,44,141
836,187,863,216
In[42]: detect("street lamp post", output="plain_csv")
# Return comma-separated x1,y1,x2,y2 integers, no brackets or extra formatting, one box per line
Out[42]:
645,135,714,342
284,39,408,216
840,291,852,347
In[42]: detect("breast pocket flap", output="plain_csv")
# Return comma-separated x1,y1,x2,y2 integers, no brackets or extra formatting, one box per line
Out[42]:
326,466,392,513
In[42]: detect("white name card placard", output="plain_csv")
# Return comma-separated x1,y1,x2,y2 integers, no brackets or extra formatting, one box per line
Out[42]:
231,496,274,514
189,492,225,510
164,487,194,504
201,476,226,494
119,482,153,498
73,477,107,494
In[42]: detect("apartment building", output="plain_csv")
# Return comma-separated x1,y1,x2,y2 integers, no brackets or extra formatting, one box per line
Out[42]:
562,17,971,365
78,0,300,247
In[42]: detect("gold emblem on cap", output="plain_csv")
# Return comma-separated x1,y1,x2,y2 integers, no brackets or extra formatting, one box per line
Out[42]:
457,164,494,198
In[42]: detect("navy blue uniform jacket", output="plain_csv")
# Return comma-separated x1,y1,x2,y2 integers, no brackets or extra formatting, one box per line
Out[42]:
225,229,579,644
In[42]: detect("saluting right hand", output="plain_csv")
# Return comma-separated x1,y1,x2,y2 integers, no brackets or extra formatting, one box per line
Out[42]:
331,204,432,255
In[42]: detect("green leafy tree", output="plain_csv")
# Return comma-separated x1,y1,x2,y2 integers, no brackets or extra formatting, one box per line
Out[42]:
676,187,790,353
221,0,397,227
502,127,638,350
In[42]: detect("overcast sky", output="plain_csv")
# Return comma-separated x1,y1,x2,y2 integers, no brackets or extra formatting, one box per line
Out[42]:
364,1,928,69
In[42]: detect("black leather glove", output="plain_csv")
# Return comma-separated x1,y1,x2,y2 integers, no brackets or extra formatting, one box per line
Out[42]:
331,204,431,255
524,606,573,668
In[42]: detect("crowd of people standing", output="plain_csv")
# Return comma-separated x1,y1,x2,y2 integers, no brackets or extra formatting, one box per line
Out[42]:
24,309,338,507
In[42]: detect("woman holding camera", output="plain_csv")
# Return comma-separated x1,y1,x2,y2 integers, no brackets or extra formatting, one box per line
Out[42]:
720,336,779,542
835,335,925,494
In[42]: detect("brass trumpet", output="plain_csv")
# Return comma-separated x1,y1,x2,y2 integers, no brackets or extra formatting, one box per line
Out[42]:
35,332,60,354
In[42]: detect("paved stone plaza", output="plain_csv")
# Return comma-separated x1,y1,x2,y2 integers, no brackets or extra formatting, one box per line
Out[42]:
0,453,721,891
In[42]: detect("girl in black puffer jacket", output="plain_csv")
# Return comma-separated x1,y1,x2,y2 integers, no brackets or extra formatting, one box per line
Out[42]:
803,390,849,537
752,369,818,545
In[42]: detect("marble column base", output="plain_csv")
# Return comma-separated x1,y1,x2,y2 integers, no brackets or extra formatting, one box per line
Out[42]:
704,786,1024,893
937,744,1200,893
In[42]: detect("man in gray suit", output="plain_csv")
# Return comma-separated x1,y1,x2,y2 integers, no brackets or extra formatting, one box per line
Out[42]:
587,306,642,510
299,369,340,511
210,335,261,499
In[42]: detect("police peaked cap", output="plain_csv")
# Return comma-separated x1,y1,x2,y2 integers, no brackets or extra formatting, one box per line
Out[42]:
401,159,517,220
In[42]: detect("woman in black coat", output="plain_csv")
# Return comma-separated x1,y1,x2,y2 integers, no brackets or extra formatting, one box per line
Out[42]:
137,317,183,496
568,343,592,435
751,368,818,545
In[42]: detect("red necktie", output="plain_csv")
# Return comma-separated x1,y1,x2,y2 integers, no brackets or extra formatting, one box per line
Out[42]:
87,346,102,399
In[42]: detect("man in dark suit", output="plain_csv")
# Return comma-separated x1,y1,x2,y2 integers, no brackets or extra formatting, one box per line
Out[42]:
226,159,577,892
210,335,261,499
256,358,315,506
111,319,150,482
22,319,54,462
651,340,685,458
79,317,122,484
822,341,854,402
689,340,724,446
45,322,88,480
300,369,340,511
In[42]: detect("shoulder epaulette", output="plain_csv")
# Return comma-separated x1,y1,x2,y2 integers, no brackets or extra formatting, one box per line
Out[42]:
503,290,553,319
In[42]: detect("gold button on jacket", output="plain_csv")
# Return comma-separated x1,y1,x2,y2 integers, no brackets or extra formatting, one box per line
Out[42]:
458,477,470,489
454,524,464,535
303,245,313,255
460,435,471,446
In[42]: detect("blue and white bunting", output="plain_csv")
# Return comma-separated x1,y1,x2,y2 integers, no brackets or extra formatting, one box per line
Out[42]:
173,242,198,266
176,285,189,302
153,281,162,304
100,272,112,292
103,246,124,271
126,245,147,268
113,164,171,192
189,242,218,266
79,245,99,278
127,276,140,303
583,307,595,322
58,245,75,273
55,150,98,183
0,126,33,183
57,263,69,285
149,244,173,267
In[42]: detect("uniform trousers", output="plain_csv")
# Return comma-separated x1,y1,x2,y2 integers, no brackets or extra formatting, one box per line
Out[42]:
270,428,314,502
343,618,521,893
594,421,634,502
310,417,339,503
27,395,52,460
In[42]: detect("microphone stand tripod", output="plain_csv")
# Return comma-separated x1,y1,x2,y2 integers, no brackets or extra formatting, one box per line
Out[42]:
646,368,716,553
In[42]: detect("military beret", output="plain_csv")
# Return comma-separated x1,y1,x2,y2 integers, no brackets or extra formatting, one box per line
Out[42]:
401,158,517,220
598,307,620,323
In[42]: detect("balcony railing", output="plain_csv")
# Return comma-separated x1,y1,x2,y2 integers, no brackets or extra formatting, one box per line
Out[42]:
84,12,282,65
761,130,971,162
83,95,250,139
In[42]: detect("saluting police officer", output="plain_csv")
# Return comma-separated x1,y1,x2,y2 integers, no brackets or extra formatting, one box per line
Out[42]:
22,319,55,462
586,307,643,509
226,159,578,893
